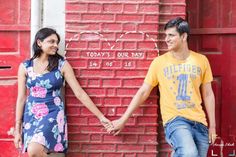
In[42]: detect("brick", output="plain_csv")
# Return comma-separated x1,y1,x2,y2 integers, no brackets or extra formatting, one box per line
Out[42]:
144,33,158,41
102,41,122,50
88,41,100,49
104,97,121,106
80,33,101,41
80,126,105,133
68,59,87,68
104,153,122,157
123,23,137,31
145,144,158,152
82,14,114,21
116,14,143,22
66,3,87,12
102,23,122,31
123,134,138,143
88,153,102,157
82,144,115,152
137,153,157,157
123,78,143,87
90,134,102,142
117,144,144,152
66,41,87,49
103,134,123,143
106,88,116,96
102,79,121,87
137,117,157,125
138,135,157,143
116,70,147,78
116,33,143,41
138,24,158,32
103,4,123,13
136,60,152,69
80,69,114,78
67,116,88,125
172,5,186,13
66,13,81,21
67,106,80,115
123,4,138,13
83,88,106,96
107,107,116,115
116,107,143,116
117,88,138,96
139,4,159,13
67,142,81,152
122,97,132,105
123,42,136,50
68,124,80,132
161,0,185,2
137,41,157,50
88,79,101,87
122,126,145,134
88,3,102,13
145,15,159,22
69,133,90,142
145,126,158,133
124,154,136,157
143,106,158,115
88,117,101,125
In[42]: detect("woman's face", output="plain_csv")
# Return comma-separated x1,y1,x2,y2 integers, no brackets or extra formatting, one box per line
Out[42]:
37,34,59,55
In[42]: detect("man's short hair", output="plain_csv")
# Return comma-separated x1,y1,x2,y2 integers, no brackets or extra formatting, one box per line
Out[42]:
164,17,190,36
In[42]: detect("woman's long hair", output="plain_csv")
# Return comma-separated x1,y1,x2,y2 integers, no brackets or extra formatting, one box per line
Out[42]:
32,27,63,71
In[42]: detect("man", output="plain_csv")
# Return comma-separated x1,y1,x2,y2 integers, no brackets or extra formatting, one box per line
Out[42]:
109,17,216,157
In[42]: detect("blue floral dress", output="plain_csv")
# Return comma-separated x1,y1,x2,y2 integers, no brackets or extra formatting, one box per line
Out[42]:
22,59,68,153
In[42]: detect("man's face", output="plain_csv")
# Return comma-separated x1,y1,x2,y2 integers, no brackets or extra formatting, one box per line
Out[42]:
165,27,184,51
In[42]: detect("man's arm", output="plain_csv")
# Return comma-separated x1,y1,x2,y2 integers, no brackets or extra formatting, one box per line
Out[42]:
109,82,154,135
201,82,216,143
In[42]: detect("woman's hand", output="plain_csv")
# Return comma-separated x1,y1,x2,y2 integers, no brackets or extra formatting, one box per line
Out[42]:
99,116,114,132
14,132,22,149
108,118,126,135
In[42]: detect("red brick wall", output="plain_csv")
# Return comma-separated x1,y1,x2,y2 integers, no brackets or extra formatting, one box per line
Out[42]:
65,0,186,156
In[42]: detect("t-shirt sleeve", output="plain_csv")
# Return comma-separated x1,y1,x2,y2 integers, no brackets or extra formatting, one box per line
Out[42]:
202,56,213,84
144,58,159,87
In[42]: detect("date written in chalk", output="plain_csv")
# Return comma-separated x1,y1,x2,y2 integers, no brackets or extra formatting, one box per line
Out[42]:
86,52,144,58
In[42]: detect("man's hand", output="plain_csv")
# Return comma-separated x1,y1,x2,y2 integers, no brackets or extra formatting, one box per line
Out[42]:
208,126,217,144
99,116,113,131
108,118,126,135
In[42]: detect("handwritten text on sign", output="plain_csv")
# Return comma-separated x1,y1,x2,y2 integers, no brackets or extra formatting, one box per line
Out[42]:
86,51,144,59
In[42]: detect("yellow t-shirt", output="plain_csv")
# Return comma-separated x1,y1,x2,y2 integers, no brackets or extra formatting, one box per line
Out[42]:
144,51,213,126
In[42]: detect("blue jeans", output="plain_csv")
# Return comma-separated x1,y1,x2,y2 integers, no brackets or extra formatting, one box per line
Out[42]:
164,116,209,157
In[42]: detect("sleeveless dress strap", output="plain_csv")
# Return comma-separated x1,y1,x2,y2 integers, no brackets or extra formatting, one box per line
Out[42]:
58,58,66,71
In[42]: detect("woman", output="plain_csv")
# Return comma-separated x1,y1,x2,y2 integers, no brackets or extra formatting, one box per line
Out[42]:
14,28,112,157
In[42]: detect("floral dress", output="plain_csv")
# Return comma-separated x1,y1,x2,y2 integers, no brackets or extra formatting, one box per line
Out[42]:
22,59,68,153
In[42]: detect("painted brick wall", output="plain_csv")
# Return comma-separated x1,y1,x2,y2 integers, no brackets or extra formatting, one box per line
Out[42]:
158,0,186,157
65,0,186,156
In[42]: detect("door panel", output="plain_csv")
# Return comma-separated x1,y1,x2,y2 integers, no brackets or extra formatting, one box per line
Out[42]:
0,0,30,156
187,0,236,156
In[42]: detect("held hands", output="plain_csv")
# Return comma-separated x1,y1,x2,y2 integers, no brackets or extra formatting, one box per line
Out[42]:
99,116,114,131
107,118,126,135
100,116,126,135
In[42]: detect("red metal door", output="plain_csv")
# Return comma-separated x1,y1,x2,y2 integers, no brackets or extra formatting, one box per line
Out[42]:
0,0,30,156
187,0,236,156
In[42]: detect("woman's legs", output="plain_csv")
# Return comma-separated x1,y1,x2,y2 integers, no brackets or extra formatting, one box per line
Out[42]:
27,142,48,157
